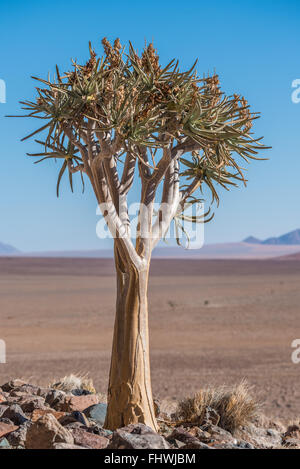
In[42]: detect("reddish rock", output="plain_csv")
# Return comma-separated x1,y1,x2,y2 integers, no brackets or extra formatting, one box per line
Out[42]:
61,395,100,412
0,422,18,439
72,428,109,449
1,380,27,392
108,423,170,449
0,393,6,404
53,442,87,449
25,413,74,449
18,396,47,413
31,408,66,423
167,427,204,447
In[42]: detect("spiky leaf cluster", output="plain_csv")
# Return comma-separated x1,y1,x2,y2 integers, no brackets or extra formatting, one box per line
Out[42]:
15,38,269,247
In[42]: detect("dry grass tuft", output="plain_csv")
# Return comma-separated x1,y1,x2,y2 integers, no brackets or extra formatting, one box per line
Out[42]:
49,374,96,394
175,380,259,434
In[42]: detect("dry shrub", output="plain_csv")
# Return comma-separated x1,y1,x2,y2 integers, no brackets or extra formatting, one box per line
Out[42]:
175,380,259,433
49,374,96,394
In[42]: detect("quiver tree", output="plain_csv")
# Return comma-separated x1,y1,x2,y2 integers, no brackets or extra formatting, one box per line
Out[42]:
16,38,269,430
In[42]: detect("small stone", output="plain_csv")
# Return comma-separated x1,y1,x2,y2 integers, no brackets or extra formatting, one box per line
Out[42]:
284,424,300,440
84,403,107,426
6,421,32,447
72,427,109,449
31,408,65,423
202,406,220,426
53,442,87,449
9,384,40,396
1,380,27,393
236,440,255,449
0,438,11,449
71,411,90,427
108,423,170,450
2,404,28,425
167,427,203,447
18,396,47,413
153,399,160,417
44,390,66,409
181,440,212,449
25,413,74,449
283,437,300,448
0,406,9,418
0,422,18,439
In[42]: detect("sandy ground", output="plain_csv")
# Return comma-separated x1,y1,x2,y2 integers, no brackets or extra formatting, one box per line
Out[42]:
0,257,300,421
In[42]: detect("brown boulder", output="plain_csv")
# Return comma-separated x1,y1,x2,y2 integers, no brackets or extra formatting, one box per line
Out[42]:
72,428,109,449
0,422,18,439
31,408,66,423
25,413,74,449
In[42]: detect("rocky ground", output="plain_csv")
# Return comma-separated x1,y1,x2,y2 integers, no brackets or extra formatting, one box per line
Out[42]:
0,378,299,450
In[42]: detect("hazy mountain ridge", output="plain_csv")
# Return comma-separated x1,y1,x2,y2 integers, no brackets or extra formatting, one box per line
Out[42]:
0,242,19,255
1,228,300,259
244,229,300,245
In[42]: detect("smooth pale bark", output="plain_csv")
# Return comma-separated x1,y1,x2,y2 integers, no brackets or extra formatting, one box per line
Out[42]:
104,246,158,431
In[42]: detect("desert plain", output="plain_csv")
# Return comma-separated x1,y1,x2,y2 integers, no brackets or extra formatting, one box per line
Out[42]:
0,256,300,422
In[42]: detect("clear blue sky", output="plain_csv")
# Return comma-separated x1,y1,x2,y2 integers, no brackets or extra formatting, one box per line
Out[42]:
0,0,299,252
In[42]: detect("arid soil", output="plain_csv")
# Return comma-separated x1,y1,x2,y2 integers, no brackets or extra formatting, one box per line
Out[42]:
1,257,300,422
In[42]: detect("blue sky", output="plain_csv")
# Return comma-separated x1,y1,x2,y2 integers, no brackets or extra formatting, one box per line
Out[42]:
0,0,299,252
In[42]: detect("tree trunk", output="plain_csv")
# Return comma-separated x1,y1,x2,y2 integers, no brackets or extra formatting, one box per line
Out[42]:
104,247,158,431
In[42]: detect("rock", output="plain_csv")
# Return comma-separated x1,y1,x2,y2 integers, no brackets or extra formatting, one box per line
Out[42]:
0,438,11,449
1,380,27,393
188,426,212,441
9,384,40,396
71,389,92,396
201,424,234,443
86,424,112,438
31,408,65,423
0,422,18,439
181,440,212,449
71,411,90,427
72,428,109,449
84,403,107,426
239,423,282,449
64,421,87,430
283,437,300,448
202,406,220,426
53,442,87,449
108,423,170,450
62,395,100,412
0,406,9,418
25,413,74,449
167,427,203,447
18,396,47,413
236,440,255,449
6,421,32,447
37,387,52,398
45,390,66,409
283,424,300,440
153,399,160,417
46,390,99,413
2,404,28,425
0,394,6,404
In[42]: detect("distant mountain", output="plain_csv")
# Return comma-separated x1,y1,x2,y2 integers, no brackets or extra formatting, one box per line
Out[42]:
0,242,19,255
244,229,300,246
243,236,262,244
263,229,300,245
